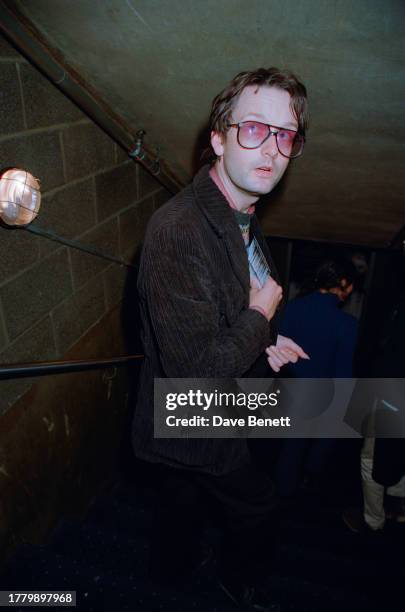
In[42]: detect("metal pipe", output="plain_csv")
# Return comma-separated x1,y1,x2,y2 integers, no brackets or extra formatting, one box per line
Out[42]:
25,224,136,269
0,355,144,381
0,1,181,194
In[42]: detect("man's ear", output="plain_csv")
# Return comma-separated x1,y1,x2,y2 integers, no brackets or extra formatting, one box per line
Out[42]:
210,131,224,157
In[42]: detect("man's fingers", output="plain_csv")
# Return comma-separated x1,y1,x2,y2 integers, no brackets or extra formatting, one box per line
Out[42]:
278,336,310,360
265,346,288,358
250,275,261,290
283,350,298,363
267,355,280,372
265,346,299,367
292,345,310,359
266,335,310,371
266,346,288,366
266,348,283,368
278,348,297,362
289,343,309,359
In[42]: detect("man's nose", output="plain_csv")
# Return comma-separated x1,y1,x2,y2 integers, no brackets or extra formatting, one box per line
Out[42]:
261,132,278,157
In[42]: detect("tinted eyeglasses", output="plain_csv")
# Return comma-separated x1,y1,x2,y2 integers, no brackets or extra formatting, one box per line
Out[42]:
229,121,305,159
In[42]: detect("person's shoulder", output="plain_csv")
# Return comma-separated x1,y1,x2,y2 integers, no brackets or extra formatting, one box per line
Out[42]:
152,182,195,220
284,293,313,312
146,182,201,238
148,164,214,231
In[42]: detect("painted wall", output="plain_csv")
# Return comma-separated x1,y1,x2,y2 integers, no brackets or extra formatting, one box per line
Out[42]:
0,33,170,562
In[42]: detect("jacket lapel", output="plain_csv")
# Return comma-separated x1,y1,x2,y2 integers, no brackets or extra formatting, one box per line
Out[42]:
223,224,250,303
193,166,250,303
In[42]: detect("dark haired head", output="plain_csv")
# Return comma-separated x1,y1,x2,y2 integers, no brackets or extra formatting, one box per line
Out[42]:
298,258,357,298
312,259,356,291
209,67,308,139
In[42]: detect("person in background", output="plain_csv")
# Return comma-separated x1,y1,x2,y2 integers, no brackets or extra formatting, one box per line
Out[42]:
343,289,405,532
273,259,358,497
277,258,358,377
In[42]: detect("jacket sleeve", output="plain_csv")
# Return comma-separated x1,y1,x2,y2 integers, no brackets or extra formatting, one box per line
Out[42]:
139,222,271,377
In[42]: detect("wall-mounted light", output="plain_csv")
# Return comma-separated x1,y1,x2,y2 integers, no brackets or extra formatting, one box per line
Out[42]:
0,167,134,269
0,168,41,226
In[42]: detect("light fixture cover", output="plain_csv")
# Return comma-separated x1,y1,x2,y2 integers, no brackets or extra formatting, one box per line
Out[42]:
0,168,41,226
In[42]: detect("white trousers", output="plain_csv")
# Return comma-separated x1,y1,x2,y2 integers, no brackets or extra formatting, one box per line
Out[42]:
361,437,405,530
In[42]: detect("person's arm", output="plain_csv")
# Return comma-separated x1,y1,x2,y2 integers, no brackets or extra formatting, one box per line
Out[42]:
140,223,272,377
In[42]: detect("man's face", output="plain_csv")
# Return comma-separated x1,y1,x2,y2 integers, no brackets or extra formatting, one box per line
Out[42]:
211,85,298,210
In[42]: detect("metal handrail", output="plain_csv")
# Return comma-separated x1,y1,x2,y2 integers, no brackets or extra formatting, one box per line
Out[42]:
0,355,144,381
25,224,136,268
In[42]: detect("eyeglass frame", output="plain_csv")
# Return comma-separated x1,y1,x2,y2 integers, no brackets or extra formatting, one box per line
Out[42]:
228,121,305,159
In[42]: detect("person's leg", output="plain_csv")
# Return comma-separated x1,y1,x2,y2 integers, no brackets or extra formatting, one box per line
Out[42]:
150,465,205,582
387,474,405,497
361,437,386,530
386,475,405,522
305,438,338,480
196,461,279,586
273,438,310,497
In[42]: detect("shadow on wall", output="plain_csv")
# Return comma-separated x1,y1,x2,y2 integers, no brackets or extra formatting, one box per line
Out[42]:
119,244,144,480
192,121,212,175
121,246,143,357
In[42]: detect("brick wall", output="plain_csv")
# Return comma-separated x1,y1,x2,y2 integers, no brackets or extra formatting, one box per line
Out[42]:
0,34,172,415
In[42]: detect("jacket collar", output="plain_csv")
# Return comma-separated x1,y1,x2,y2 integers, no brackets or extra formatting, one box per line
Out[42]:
192,164,251,295
192,164,241,237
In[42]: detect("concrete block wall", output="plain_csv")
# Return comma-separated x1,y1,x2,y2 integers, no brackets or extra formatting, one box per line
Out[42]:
0,34,173,559
0,34,172,415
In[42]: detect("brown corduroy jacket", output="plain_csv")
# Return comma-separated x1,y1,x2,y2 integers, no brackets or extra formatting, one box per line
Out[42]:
132,165,281,474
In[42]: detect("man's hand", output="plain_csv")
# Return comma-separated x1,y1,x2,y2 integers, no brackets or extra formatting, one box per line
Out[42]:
249,276,283,321
266,334,310,372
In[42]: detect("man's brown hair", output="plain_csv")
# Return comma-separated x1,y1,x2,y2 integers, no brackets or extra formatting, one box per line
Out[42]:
209,67,308,137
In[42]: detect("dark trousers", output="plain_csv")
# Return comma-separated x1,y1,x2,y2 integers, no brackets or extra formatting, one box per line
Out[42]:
273,438,339,497
150,460,279,585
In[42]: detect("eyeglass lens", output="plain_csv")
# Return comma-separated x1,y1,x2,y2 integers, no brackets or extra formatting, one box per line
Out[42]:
238,122,304,157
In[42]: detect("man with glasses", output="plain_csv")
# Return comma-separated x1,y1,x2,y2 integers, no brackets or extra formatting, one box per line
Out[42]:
133,68,309,610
